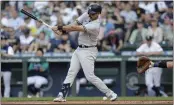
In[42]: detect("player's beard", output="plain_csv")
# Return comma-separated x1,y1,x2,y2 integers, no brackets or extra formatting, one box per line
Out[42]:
89,14,98,20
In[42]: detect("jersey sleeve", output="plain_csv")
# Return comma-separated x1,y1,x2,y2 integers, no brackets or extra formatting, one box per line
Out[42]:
76,12,89,25
8,46,14,55
83,21,100,35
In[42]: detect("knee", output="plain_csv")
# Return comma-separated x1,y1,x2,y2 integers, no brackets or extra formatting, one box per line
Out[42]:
86,75,96,83
4,86,10,90
34,82,43,88
146,82,153,89
67,68,77,76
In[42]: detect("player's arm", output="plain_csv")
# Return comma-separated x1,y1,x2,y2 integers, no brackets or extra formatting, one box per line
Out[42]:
167,61,173,68
52,12,89,33
52,25,85,32
136,51,163,56
151,61,173,69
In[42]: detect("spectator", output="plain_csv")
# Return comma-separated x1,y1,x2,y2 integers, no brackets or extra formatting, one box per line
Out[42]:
155,1,168,13
49,34,62,52
109,8,125,36
19,27,34,52
58,33,71,52
1,11,9,28
27,48,49,98
139,1,156,14
50,9,59,26
60,2,73,25
34,1,48,11
7,27,20,53
9,1,25,11
133,1,145,19
120,3,137,43
161,4,173,22
136,35,167,97
24,16,36,29
160,17,173,46
142,13,152,28
129,20,148,46
102,30,123,55
114,1,126,10
147,18,163,43
35,21,54,39
153,12,161,24
29,31,51,53
1,35,14,98
2,3,11,18
8,7,25,30
120,3,138,24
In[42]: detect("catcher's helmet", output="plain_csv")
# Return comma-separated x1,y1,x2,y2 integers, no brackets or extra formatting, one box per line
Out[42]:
88,3,102,14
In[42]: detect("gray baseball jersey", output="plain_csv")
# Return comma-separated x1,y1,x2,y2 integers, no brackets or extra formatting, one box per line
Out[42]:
77,12,100,46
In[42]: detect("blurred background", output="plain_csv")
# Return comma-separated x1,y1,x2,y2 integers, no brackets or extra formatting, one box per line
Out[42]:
0,1,173,98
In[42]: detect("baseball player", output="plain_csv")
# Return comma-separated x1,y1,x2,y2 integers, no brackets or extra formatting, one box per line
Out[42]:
1,35,14,97
52,3,117,102
136,35,164,96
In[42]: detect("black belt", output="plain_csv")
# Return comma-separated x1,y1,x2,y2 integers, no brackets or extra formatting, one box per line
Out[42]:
78,45,97,48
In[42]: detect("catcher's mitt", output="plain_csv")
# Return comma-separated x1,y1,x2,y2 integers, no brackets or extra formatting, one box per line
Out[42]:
137,56,151,74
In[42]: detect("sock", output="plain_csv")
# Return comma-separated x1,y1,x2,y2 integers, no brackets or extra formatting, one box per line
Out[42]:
35,87,40,94
60,83,70,98
152,86,161,96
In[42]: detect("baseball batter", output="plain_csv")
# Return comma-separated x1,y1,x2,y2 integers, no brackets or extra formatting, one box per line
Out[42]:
52,3,117,102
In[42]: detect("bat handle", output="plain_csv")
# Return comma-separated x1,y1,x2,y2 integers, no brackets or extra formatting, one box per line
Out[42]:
39,19,52,28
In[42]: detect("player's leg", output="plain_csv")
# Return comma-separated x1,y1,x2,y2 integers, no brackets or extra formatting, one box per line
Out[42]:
145,70,155,96
34,76,48,97
78,49,117,101
153,68,163,96
54,51,81,102
63,52,81,85
27,76,37,97
152,61,173,68
2,71,11,98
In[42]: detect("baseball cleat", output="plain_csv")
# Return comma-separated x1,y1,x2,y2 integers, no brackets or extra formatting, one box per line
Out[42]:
109,93,118,101
53,92,66,102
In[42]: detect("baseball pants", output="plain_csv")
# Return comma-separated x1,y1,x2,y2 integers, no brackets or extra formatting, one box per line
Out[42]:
1,71,11,98
27,76,48,88
145,67,162,96
63,47,114,97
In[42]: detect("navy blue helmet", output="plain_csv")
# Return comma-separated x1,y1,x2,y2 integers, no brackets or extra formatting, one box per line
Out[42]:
88,3,102,14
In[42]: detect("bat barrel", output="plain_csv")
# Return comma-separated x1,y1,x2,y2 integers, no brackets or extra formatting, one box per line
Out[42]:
21,9,38,20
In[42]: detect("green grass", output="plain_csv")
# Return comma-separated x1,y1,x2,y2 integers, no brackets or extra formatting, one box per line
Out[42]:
1,97,173,102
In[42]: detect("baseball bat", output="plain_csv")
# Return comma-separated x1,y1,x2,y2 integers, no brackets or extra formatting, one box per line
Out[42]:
21,9,52,28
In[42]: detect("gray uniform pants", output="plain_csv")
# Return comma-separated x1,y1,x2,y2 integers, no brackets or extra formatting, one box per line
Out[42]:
63,47,114,97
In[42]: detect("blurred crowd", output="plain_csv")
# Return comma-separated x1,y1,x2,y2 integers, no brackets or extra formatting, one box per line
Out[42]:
1,1,173,54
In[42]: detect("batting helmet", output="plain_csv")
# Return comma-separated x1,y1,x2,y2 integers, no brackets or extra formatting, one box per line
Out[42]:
88,3,102,14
